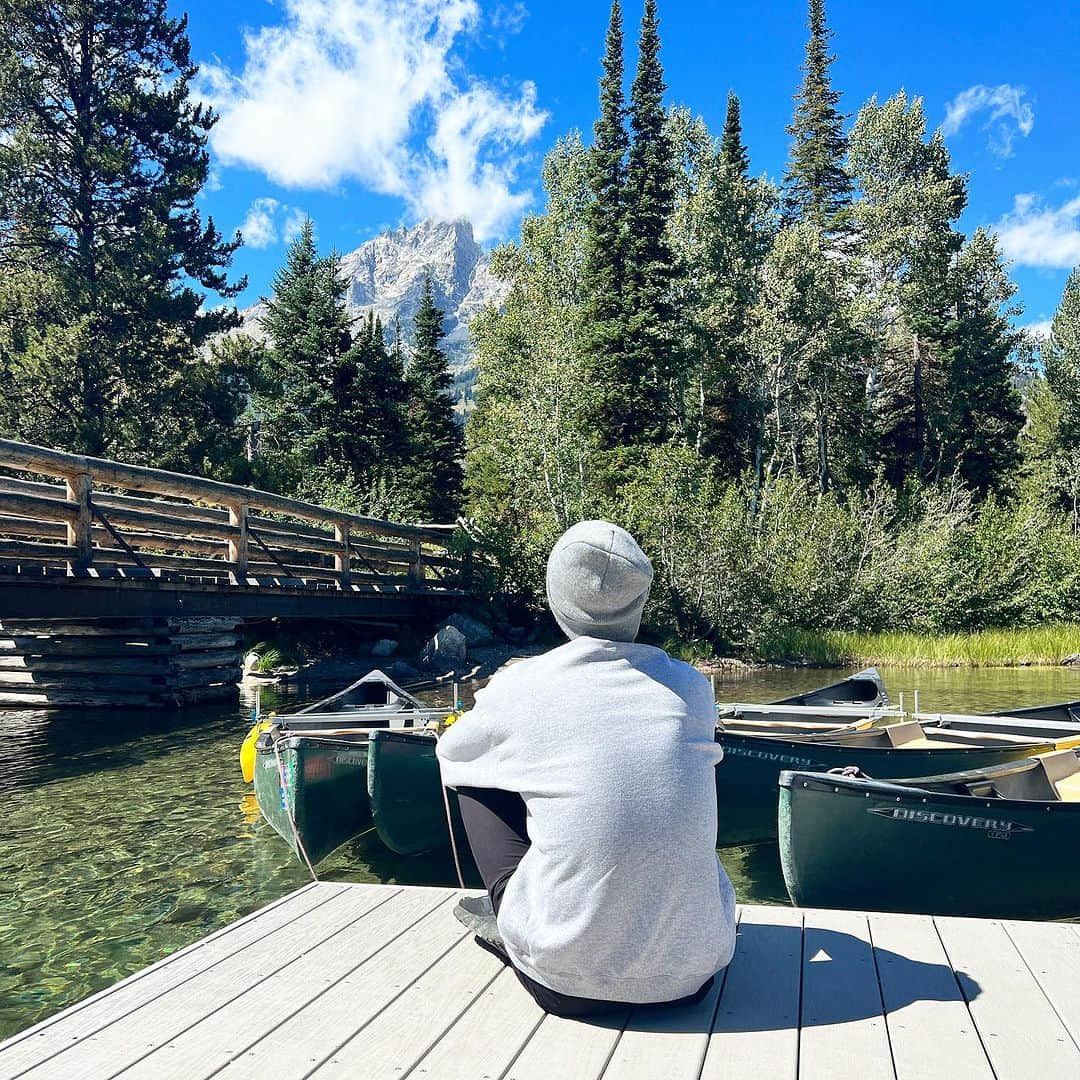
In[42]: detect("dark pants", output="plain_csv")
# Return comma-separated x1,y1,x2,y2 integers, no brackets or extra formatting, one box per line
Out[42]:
455,786,715,1019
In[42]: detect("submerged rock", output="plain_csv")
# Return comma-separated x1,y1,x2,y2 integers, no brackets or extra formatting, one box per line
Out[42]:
371,639,398,657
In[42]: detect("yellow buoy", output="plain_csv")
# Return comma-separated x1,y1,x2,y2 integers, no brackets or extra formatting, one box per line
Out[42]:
240,720,272,783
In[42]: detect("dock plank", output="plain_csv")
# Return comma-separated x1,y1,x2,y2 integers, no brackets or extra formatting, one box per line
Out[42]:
1002,920,1080,1055
213,889,469,1079
798,908,893,1080
308,923,505,1078
14,884,396,1080
0,881,342,1078
114,887,453,1079
936,916,1080,1080
699,905,802,1080
869,913,992,1080
504,1010,631,1080
598,969,725,1079
407,966,545,1079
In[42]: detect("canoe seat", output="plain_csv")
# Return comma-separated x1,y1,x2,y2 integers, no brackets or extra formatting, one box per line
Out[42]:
884,721,927,747
983,751,1080,801
1040,750,1080,801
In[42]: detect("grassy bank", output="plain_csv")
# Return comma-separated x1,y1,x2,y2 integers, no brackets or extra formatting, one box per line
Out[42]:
761,625,1080,667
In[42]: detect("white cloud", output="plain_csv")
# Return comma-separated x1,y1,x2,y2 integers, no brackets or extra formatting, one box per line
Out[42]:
199,0,547,241
240,197,308,248
1021,319,1054,338
942,84,1034,158
994,194,1080,269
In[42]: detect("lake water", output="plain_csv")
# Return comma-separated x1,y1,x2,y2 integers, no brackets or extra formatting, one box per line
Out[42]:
3,662,1080,1040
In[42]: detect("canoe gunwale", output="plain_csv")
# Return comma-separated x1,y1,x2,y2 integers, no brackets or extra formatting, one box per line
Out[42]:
778,759,1080,809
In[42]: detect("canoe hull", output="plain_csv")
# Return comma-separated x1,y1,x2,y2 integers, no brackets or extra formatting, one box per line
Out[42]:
253,736,371,865
715,731,1050,845
779,770,1080,919
367,730,468,856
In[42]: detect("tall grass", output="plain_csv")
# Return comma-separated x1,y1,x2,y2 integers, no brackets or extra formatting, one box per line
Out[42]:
763,625,1080,667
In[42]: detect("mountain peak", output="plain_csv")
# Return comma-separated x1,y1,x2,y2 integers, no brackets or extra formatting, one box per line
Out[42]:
242,218,506,402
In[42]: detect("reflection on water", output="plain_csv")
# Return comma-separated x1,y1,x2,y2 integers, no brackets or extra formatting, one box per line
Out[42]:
1,663,1078,1039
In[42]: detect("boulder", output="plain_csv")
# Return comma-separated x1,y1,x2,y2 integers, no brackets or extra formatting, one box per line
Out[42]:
421,624,469,670
446,613,496,647
1062,654,1080,667
371,638,398,657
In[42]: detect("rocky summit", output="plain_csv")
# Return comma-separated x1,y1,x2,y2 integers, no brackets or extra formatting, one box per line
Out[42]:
241,219,507,406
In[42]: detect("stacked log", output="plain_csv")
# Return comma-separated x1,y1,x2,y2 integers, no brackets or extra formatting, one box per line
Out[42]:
0,617,243,708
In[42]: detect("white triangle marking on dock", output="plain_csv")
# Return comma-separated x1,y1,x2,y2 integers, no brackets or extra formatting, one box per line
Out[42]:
809,949,832,962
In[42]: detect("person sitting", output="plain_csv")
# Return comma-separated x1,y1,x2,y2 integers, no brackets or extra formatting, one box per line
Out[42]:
435,520,736,1018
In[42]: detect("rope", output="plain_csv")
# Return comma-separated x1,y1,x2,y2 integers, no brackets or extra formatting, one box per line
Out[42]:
272,736,320,882
430,726,466,890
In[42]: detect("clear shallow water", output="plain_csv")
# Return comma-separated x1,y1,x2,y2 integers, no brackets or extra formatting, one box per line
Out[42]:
2,663,1079,1039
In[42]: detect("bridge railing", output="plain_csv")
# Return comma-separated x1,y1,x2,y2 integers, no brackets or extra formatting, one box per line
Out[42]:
0,439,461,592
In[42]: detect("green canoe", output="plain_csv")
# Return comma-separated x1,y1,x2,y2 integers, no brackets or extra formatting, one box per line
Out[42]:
367,729,468,855
253,730,372,865
715,719,1062,844
778,748,1080,919
251,670,451,866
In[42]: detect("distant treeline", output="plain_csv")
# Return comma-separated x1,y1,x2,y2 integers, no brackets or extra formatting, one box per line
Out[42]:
465,0,1080,649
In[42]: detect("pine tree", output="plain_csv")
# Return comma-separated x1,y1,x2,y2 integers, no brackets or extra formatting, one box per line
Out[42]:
404,276,464,523
1048,267,1080,445
782,0,852,229
580,1,633,450
256,221,351,487
621,0,681,444
944,231,1024,493
256,222,411,506
0,0,242,461
720,91,750,177
849,93,966,487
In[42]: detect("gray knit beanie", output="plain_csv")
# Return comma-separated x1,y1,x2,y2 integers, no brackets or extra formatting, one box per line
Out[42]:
546,520,654,642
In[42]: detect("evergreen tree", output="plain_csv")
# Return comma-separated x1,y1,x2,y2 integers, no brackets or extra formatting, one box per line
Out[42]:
404,276,464,523
256,220,349,487
1048,267,1080,445
621,0,682,443
0,0,242,461
720,91,750,177
782,0,852,229
256,221,410,507
670,106,777,481
750,222,867,493
944,230,1024,493
580,1,632,450
849,93,966,486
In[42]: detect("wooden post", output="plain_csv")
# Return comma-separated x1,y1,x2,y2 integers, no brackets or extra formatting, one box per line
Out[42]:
408,537,424,588
228,502,248,583
334,522,351,588
65,472,92,572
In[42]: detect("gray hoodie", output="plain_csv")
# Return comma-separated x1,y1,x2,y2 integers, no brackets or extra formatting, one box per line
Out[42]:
436,635,737,1003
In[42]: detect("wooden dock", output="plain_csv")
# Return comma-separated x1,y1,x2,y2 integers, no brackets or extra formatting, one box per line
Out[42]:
3,882,1079,1079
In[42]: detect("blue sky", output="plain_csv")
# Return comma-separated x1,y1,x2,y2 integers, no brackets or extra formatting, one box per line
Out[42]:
184,0,1080,330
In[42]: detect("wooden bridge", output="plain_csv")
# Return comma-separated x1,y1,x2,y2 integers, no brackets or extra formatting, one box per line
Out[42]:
0,439,466,620
0,439,470,707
